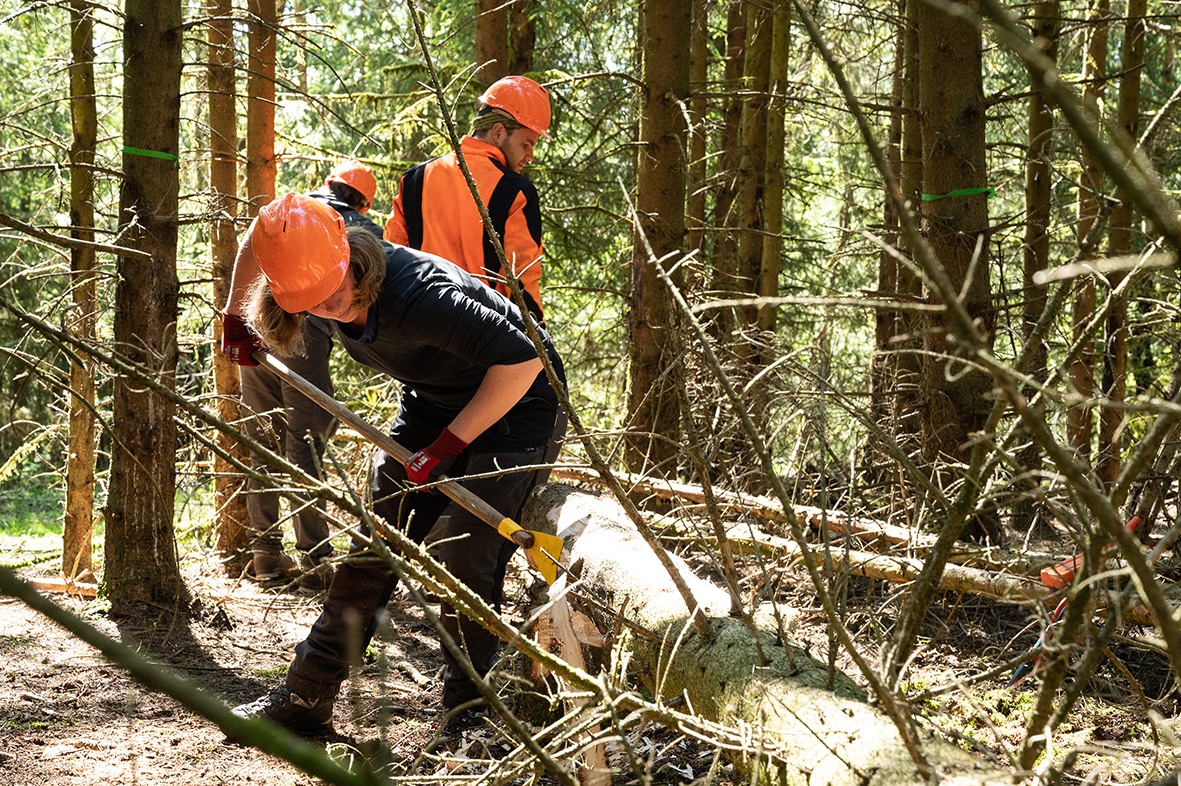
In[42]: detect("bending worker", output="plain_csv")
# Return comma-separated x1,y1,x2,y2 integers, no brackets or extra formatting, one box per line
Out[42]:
229,193,567,737
385,75,550,322
220,160,382,592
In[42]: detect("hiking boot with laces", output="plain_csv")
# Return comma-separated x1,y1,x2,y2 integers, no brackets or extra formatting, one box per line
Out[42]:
230,684,333,735
298,552,335,594
442,705,489,737
249,552,299,586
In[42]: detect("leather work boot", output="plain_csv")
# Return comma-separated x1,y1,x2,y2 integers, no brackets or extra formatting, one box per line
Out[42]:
230,684,333,735
442,705,489,737
298,552,335,594
249,552,299,585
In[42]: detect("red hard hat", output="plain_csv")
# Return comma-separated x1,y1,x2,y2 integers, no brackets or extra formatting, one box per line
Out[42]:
325,159,377,212
479,76,551,139
252,193,349,313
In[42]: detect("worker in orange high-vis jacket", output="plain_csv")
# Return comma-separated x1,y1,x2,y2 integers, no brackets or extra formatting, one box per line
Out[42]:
385,75,550,323
220,160,383,593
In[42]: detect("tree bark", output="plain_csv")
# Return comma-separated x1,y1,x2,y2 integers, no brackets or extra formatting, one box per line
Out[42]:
1097,0,1146,490
707,0,747,345
1021,0,1057,398
894,0,923,443
717,0,775,492
508,0,535,76
475,0,509,83
735,0,771,336
1067,0,1110,458
687,0,708,262
524,484,1010,786
1013,0,1059,532
208,0,251,572
872,0,923,480
64,0,98,584
246,0,277,213
917,0,997,542
107,0,185,612
870,0,906,458
757,0,789,336
626,0,690,477
917,0,992,469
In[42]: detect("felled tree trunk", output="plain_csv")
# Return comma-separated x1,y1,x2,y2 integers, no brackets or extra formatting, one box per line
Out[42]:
522,483,1008,786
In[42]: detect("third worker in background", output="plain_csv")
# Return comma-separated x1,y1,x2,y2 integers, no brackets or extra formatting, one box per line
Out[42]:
221,159,383,592
385,75,550,323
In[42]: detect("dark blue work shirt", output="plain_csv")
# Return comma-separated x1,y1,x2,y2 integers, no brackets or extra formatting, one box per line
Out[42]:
334,241,565,450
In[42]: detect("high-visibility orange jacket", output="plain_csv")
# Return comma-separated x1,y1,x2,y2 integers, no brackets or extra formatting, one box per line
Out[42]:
385,135,544,320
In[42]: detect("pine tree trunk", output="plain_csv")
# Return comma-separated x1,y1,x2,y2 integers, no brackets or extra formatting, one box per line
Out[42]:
508,0,535,75
1021,0,1057,391
64,0,98,584
475,0,508,83
1098,0,1146,491
757,0,789,336
894,0,923,442
917,0,994,534
246,0,276,213
725,0,774,492
626,0,690,477
735,0,771,336
107,0,184,612
1067,0,1110,458
872,0,923,482
687,0,708,262
208,0,251,573
708,0,747,345
1013,0,1059,532
870,0,906,462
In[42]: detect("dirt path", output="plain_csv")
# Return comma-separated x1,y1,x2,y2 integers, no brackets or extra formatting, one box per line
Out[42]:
0,557,458,785
2,550,1176,785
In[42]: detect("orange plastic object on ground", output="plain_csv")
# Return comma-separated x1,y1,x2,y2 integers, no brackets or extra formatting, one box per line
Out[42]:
1039,515,1141,588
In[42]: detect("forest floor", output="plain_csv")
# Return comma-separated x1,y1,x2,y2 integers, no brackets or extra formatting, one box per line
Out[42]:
1,522,1179,786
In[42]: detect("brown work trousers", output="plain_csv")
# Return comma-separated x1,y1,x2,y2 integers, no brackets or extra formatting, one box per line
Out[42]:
238,320,336,559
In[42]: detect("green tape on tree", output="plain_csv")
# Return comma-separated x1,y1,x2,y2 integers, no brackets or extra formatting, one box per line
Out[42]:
122,145,179,165
920,186,995,201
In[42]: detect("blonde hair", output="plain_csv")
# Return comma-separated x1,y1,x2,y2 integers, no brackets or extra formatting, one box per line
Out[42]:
247,283,305,356
346,228,386,309
247,226,387,355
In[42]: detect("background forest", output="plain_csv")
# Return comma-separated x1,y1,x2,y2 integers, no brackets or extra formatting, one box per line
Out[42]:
2,0,1181,784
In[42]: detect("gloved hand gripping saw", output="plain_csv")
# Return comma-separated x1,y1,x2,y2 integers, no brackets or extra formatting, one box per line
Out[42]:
251,349,564,584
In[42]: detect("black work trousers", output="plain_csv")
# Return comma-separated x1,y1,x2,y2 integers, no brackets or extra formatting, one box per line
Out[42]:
285,413,564,709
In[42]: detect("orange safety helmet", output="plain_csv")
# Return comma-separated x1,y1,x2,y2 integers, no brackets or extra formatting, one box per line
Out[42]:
252,193,350,313
479,76,551,139
325,159,377,213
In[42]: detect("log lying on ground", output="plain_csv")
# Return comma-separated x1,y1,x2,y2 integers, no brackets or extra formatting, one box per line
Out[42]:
727,524,1051,604
27,576,98,598
722,506,1176,628
551,466,1059,576
522,483,1011,786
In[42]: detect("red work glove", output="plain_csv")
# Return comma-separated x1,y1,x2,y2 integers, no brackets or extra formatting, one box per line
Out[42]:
221,312,263,367
405,428,468,486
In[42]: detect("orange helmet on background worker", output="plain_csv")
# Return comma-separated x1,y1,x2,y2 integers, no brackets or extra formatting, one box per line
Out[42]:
477,75,551,139
253,193,350,313
324,159,377,213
